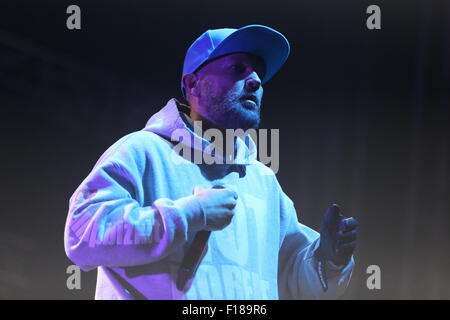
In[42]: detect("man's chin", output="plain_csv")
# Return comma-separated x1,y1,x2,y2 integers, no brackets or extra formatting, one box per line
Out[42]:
208,104,260,130
240,112,260,130
215,116,259,131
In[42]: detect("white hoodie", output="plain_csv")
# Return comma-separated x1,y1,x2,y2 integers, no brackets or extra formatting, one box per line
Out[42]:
64,98,354,299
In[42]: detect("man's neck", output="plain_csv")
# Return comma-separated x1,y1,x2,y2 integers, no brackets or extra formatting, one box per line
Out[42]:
189,109,237,163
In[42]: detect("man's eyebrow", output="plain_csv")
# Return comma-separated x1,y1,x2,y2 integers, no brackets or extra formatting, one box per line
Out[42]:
221,56,265,75
223,58,245,65
224,59,255,66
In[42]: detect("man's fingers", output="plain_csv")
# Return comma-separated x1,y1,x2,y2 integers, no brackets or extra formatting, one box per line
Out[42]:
341,217,358,232
193,186,205,195
212,185,238,200
328,203,341,215
337,229,357,242
221,185,238,200
323,204,342,233
337,241,357,252
225,189,238,200
211,185,238,208
224,198,238,210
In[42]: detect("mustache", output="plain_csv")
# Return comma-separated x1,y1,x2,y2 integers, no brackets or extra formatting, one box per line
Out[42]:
238,92,261,105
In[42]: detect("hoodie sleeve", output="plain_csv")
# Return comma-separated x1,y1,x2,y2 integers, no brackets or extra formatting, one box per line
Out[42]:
64,133,205,271
277,191,354,299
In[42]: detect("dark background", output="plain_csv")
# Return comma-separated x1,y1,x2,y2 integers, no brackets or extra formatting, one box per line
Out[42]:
0,0,449,299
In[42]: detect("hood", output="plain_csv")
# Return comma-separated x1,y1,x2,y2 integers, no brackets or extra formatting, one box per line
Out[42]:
142,98,257,165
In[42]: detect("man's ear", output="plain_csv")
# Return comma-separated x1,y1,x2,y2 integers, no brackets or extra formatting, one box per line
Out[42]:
182,73,200,98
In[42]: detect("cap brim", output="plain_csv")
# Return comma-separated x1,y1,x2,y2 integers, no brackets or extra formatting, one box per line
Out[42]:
207,25,290,84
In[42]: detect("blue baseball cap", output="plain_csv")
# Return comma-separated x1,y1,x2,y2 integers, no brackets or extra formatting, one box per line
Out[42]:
181,24,290,99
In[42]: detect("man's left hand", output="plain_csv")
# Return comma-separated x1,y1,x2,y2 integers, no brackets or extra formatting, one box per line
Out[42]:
317,204,358,267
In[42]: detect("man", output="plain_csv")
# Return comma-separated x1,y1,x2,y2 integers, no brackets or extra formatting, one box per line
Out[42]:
64,25,358,299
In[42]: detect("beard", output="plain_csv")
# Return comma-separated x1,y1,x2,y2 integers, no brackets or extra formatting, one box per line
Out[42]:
198,82,261,131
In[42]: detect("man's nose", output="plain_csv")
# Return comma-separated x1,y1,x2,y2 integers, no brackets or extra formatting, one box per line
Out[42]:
245,74,261,92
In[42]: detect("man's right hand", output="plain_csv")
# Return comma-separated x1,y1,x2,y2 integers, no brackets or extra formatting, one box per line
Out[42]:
193,186,238,231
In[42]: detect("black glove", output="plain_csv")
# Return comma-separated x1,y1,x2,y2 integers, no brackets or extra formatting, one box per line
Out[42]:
316,204,358,267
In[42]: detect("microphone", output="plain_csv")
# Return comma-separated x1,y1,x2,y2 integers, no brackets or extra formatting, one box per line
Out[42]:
176,230,211,291
176,185,225,291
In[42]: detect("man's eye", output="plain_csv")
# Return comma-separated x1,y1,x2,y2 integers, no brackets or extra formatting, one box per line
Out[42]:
230,64,246,73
